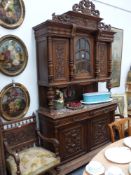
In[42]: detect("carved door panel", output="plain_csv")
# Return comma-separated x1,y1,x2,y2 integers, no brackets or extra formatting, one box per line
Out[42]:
58,122,86,162
97,42,108,78
52,38,69,83
89,113,110,150
73,35,94,80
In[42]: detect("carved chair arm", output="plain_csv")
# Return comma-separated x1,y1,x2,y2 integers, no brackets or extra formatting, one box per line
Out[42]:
4,139,21,175
36,130,60,157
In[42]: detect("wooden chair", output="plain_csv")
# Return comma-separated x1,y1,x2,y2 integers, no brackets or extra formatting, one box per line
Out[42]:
108,117,131,142
114,113,124,120
1,115,60,175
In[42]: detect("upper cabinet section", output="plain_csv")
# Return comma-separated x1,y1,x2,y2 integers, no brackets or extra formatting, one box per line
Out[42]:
33,0,115,87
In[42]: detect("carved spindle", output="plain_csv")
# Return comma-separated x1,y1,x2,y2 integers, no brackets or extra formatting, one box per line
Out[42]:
108,43,112,77
106,80,112,92
95,42,100,77
70,25,76,80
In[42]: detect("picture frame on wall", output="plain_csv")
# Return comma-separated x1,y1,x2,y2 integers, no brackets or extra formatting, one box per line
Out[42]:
0,83,30,121
112,94,128,117
0,0,25,29
111,27,123,87
0,35,28,76
126,91,131,116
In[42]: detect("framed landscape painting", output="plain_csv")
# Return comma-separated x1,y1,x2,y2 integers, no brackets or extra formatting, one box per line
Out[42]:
111,27,123,87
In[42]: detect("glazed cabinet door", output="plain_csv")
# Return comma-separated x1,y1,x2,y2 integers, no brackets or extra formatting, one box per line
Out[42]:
52,38,69,83
58,122,87,162
73,35,94,80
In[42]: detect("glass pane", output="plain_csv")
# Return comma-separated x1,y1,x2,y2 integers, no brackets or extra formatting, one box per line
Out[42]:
85,41,89,51
76,52,80,60
80,39,85,49
75,38,91,74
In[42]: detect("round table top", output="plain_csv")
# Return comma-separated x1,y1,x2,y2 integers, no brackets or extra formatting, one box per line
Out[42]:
83,138,130,175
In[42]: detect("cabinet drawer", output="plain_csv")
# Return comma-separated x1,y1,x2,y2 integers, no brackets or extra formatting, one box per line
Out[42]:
92,106,116,116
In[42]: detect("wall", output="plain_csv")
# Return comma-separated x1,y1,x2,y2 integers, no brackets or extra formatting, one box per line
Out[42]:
0,0,131,118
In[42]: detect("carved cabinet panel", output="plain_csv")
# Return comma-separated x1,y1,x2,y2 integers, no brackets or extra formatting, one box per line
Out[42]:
89,113,111,150
52,38,69,83
58,122,86,162
97,42,108,78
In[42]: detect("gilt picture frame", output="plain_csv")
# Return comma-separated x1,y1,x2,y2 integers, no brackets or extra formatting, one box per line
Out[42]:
0,83,30,121
112,94,128,117
111,27,123,87
0,35,28,76
126,91,131,116
0,0,25,29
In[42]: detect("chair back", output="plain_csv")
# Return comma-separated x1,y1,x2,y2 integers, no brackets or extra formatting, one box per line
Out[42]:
108,117,131,142
1,115,39,156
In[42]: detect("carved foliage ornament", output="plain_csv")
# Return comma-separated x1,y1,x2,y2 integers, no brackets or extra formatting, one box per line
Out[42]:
98,22,111,31
52,13,70,24
52,0,100,24
72,0,100,16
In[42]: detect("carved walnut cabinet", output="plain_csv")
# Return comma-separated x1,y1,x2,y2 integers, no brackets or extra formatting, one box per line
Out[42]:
33,0,117,174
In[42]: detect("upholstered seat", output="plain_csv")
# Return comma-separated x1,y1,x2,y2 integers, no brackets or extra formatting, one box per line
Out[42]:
1,115,60,175
6,147,60,175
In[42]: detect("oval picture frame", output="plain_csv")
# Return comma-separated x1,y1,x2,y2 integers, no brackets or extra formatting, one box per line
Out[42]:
0,0,25,29
0,83,30,121
0,35,28,76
